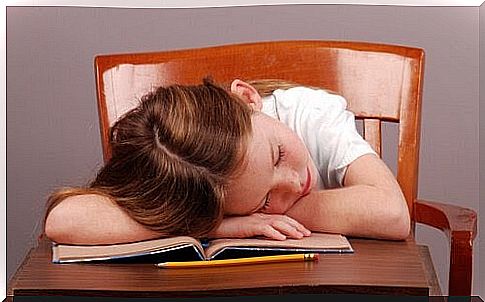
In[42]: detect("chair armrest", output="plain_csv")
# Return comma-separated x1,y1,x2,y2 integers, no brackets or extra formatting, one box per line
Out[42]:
414,199,477,296
415,199,477,240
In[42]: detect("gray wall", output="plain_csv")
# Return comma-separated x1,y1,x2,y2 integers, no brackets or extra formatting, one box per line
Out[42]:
7,5,481,296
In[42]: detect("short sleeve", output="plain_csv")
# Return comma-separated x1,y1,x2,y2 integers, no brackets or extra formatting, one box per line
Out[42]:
271,87,377,189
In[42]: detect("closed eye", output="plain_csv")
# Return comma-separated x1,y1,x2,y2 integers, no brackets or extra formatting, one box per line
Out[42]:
275,144,286,166
262,145,286,212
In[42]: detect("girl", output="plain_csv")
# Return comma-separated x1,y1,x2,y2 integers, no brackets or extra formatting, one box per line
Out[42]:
44,79,410,244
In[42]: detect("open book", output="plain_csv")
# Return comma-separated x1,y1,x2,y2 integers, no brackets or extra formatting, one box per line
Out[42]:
51,232,353,264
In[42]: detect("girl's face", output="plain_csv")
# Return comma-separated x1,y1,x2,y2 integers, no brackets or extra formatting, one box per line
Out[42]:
224,111,319,216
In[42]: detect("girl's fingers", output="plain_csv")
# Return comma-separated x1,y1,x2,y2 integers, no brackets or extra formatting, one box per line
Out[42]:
252,213,310,239
280,216,311,236
271,221,304,239
292,222,311,236
259,225,287,240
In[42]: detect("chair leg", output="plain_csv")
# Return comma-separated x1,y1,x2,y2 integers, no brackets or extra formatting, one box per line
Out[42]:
448,232,473,296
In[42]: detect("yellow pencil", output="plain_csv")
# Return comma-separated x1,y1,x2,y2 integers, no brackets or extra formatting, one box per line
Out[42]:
155,253,319,268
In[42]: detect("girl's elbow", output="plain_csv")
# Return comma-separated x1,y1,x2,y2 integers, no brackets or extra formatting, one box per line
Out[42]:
378,187,410,240
386,205,411,240
390,219,411,240
44,198,85,243
44,206,71,243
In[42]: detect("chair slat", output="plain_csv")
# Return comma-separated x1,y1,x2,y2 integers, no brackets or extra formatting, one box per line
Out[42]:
363,119,382,157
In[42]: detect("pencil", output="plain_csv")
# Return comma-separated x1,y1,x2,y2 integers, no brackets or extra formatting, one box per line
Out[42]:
155,253,319,268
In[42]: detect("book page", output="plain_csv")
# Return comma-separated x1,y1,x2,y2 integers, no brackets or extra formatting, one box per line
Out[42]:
54,236,204,260
204,232,351,258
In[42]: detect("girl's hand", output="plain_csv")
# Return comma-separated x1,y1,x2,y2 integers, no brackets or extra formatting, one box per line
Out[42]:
208,213,311,240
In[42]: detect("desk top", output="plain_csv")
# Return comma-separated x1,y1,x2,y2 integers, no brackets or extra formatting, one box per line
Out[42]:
8,237,429,297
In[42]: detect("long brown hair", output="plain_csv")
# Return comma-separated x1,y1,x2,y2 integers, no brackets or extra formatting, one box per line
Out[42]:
45,79,252,238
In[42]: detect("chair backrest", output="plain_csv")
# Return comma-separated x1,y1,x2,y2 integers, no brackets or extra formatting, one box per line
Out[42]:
95,40,424,220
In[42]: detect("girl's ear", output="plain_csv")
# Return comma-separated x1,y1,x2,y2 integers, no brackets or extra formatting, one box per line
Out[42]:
230,79,263,111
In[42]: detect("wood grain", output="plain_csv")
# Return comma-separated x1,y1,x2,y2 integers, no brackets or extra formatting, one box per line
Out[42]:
417,245,442,296
363,119,382,157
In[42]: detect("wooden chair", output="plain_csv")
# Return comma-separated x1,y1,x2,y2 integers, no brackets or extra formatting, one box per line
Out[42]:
94,40,477,296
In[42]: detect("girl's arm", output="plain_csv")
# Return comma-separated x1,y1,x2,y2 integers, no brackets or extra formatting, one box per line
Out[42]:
285,154,410,240
44,194,161,244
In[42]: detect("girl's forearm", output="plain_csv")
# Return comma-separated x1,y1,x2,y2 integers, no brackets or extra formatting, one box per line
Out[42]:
285,185,410,240
45,194,161,244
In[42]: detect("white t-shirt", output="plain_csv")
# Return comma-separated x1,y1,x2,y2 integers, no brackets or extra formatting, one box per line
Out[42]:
261,87,376,190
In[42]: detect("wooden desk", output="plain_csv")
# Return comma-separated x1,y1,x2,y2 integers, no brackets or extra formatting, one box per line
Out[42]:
7,237,430,298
